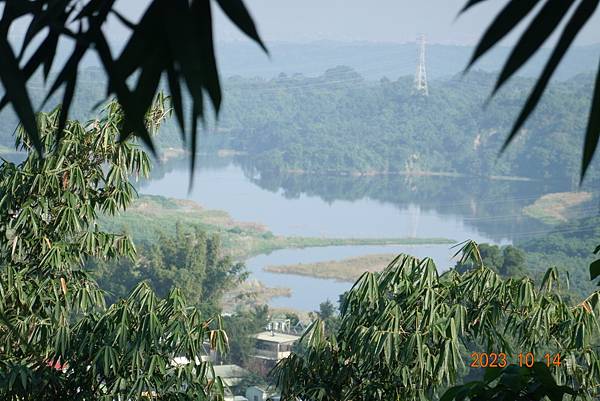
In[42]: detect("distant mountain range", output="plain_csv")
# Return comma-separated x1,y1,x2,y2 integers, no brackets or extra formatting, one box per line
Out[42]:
7,35,598,81
213,40,599,80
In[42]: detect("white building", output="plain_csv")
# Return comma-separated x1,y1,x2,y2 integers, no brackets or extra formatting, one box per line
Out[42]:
211,364,251,387
249,331,300,375
225,396,249,401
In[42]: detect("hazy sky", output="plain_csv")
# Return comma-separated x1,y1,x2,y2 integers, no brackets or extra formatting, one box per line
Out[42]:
112,0,600,46
215,0,507,44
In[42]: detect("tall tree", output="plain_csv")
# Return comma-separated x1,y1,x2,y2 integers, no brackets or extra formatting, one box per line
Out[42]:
272,242,600,400
92,226,247,316
0,97,228,400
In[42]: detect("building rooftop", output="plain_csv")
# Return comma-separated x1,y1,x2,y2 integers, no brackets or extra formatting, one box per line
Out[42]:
253,331,301,343
213,364,250,379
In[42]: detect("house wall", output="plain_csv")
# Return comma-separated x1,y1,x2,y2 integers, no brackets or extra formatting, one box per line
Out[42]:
247,357,276,377
246,387,268,401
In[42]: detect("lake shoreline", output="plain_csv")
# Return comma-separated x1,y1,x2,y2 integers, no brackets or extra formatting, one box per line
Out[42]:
523,191,594,224
100,194,457,261
281,168,534,182
153,149,536,182
137,161,576,310
101,194,458,310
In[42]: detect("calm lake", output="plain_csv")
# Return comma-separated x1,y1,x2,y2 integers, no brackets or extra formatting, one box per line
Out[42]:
141,157,580,311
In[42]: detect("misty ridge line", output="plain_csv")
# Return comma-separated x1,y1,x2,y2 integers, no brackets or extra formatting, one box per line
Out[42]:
7,36,598,81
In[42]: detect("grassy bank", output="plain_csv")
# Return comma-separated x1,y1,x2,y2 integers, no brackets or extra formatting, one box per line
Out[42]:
523,191,594,224
264,254,399,282
99,195,455,260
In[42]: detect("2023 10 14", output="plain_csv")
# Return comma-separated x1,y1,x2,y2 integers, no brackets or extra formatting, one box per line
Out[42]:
469,352,562,368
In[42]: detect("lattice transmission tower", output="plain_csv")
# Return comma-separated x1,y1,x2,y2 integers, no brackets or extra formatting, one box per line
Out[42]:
414,34,429,96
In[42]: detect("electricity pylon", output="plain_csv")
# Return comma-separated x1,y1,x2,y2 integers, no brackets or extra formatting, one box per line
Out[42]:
414,34,429,96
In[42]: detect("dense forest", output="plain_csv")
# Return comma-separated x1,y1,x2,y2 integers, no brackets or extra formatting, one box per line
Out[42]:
451,219,600,301
210,67,598,185
89,224,246,316
2,67,597,187
3,0,600,398
2,75,600,400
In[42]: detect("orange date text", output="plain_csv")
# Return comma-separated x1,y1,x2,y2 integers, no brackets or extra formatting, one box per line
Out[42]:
469,352,561,368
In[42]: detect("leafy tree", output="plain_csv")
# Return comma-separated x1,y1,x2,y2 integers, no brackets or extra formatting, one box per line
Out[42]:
501,246,526,277
217,71,596,184
456,244,503,274
480,244,504,269
284,312,301,327
223,305,270,367
0,98,228,400
456,244,527,278
310,300,341,336
317,301,336,320
272,242,600,400
1,0,599,181
442,363,577,401
92,224,247,316
521,216,600,298
0,0,265,169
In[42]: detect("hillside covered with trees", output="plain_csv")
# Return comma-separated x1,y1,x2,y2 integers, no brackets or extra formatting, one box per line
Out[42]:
2,0,600,399
2,67,596,187
211,68,597,185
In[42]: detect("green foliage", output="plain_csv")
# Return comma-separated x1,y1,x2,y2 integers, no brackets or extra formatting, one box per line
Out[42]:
442,363,577,401
91,223,247,315
1,0,599,182
310,300,341,336
223,305,270,367
272,245,600,400
461,0,600,181
0,0,265,164
520,216,600,298
2,68,596,188
0,99,228,400
456,243,527,277
212,71,597,185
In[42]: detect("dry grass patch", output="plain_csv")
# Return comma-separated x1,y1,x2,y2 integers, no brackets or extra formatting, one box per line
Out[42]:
264,253,398,282
523,192,593,224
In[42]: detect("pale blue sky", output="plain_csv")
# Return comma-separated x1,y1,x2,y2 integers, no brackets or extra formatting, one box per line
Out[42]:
112,0,600,45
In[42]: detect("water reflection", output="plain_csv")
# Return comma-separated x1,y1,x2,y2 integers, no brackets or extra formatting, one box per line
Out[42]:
142,154,588,243
246,244,459,311
118,154,600,310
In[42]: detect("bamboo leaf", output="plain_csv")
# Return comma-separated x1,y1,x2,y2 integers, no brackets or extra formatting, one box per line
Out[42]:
590,259,600,281
467,0,541,70
581,57,600,181
166,63,186,144
0,36,41,154
216,0,268,52
502,0,599,152
493,0,576,95
459,0,491,14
